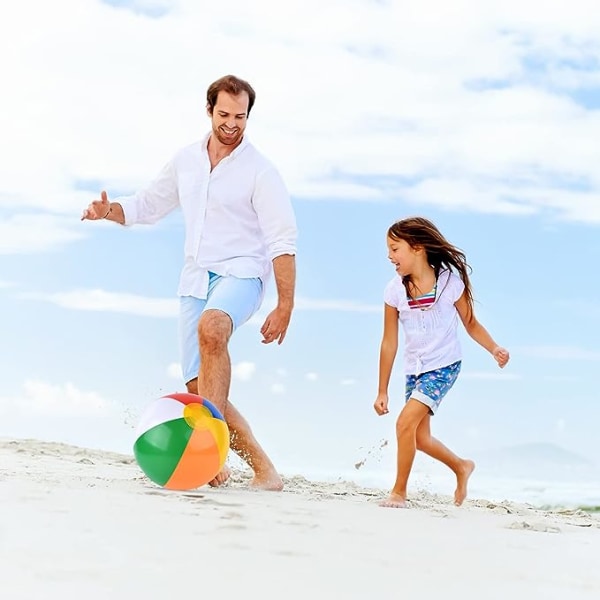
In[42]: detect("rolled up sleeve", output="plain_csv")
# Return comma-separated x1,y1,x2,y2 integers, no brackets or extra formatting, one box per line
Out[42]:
253,166,297,260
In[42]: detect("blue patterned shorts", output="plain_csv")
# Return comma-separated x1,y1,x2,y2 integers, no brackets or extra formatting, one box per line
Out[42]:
405,361,461,415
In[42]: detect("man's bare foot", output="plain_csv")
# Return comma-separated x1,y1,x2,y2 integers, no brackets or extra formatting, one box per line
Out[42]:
249,469,284,491
208,465,231,487
379,492,407,508
454,459,475,506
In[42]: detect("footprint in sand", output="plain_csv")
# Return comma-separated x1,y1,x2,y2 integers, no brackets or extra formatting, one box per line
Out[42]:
506,520,561,534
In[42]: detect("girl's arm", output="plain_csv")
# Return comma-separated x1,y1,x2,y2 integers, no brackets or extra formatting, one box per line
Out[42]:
374,303,400,415
455,292,510,368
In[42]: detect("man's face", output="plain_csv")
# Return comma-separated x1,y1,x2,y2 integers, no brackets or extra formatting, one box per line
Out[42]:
209,91,249,146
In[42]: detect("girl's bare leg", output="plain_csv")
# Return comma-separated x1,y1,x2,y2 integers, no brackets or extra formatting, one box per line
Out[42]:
415,414,475,505
380,399,430,508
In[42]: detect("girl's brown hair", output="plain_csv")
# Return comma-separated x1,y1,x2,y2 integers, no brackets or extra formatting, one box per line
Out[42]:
388,216,474,321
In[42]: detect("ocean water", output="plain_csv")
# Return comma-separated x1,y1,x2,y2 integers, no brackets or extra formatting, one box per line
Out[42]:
267,450,600,510
275,465,600,509
6,420,598,510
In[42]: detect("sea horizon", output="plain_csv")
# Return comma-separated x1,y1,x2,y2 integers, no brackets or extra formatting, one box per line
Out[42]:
6,432,599,511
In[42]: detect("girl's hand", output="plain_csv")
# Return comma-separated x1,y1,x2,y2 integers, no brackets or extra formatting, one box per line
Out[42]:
492,346,510,368
373,393,389,416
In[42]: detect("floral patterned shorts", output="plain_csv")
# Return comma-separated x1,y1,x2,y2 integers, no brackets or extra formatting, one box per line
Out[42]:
405,361,461,415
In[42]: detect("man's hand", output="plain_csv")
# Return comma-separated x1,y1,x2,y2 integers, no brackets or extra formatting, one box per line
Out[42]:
260,305,292,345
81,190,111,221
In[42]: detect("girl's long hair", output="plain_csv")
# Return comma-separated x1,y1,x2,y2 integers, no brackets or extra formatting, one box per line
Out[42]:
388,216,474,321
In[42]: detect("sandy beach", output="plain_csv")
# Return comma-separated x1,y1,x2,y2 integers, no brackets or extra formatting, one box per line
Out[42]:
1,437,599,599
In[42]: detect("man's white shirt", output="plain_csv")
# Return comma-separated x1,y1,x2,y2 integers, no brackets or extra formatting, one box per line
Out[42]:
118,133,297,299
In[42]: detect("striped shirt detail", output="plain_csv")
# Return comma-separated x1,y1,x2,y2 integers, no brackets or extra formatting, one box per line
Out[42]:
408,285,436,310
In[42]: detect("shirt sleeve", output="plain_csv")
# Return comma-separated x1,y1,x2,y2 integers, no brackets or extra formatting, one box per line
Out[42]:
252,165,297,260
118,160,180,226
449,272,465,302
383,279,400,307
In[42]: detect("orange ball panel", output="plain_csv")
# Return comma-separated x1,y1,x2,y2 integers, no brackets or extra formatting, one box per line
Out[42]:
164,428,221,490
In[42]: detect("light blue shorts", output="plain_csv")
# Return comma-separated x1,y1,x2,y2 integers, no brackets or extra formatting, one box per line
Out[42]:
405,361,461,415
179,272,264,384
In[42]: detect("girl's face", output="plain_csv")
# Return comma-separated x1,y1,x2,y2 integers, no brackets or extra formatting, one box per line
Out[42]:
387,236,419,276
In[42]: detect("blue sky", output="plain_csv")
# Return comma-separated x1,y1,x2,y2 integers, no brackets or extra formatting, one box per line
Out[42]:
1,0,599,493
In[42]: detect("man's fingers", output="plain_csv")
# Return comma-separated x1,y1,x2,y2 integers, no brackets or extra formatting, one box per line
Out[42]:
262,329,285,344
81,193,109,222
81,207,95,221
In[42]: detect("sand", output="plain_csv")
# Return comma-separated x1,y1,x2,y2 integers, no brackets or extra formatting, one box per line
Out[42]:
1,437,599,599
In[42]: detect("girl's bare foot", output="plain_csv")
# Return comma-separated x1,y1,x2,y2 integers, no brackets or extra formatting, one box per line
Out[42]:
379,492,407,508
454,459,475,506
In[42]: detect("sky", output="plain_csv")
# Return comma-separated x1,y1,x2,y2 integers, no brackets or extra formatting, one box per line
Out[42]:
1,0,600,497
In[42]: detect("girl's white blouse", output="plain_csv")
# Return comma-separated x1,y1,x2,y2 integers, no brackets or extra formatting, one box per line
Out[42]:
383,269,465,375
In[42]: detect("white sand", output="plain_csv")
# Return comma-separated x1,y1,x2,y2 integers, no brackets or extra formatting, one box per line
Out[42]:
1,438,599,599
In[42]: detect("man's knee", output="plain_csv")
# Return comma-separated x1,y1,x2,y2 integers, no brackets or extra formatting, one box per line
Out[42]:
198,310,232,351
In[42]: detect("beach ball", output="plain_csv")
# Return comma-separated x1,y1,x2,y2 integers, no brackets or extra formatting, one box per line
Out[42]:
133,393,229,490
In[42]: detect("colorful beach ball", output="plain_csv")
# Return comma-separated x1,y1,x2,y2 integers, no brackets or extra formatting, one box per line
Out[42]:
133,393,229,490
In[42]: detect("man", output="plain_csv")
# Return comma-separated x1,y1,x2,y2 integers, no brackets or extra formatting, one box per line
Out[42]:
81,74,297,491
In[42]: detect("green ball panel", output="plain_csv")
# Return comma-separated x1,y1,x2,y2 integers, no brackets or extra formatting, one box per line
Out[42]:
134,418,192,486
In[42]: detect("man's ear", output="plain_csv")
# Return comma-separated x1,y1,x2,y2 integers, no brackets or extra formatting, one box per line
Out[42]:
206,103,213,117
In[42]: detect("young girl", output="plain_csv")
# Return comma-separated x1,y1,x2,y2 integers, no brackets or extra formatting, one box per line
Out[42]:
374,217,509,508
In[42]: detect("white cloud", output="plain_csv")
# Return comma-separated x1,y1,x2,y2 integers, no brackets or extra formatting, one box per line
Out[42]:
0,214,86,255
232,361,256,382
2,0,600,256
103,0,174,17
539,375,578,383
461,371,523,381
0,380,114,417
518,345,600,361
167,362,182,379
23,289,178,318
270,383,285,395
305,372,319,381
29,287,383,318
295,297,381,313
340,378,357,386
249,295,382,325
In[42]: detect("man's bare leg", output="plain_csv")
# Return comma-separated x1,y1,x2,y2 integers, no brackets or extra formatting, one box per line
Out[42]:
190,309,283,490
186,378,283,490
415,414,475,506
223,403,283,490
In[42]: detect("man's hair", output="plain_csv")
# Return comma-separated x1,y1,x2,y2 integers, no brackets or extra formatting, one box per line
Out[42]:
206,74,256,116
